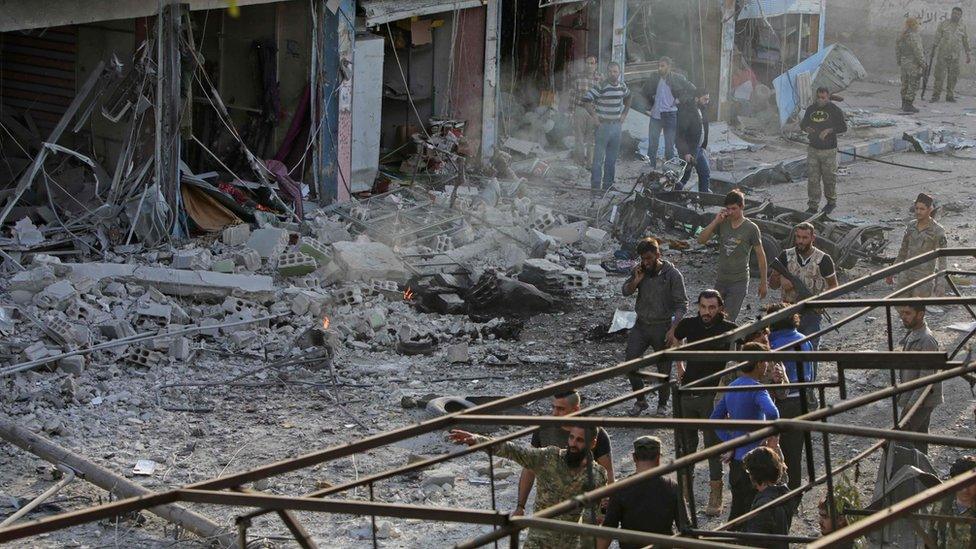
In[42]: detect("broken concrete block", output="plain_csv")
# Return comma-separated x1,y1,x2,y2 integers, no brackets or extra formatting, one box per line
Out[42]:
432,234,454,253
299,237,331,265
446,343,469,363
232,248,261,272
22,341,50,362
369,279,401,299
198,318,221,338
99,320,136,340
48,317,90,348
169,337,191,360
530,211,559,232
277,251,317,277
125,347,164,368
222,297,257,315
172,248,213,270
314,219,353,244
212,258,235,273
63,263,276,302
333,287,363,306
57,355,86,376
562,268,590,289
546,221,587,245
586,264,607,280
291,292,312,315
13,217,44,246
246,228,290,259
332,241,409,282
10,266,57,293
136,302,172,325
581,227,609,253
103,281,128,297
366,307,387,330
33,280,77,310
222,223,251,246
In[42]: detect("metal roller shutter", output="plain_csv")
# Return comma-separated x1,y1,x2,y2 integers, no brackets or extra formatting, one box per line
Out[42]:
1,26,78,131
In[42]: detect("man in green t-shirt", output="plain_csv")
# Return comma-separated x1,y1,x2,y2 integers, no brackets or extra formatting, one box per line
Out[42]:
697,190,767,320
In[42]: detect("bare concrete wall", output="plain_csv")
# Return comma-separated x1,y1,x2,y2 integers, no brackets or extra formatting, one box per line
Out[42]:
826,0,976,79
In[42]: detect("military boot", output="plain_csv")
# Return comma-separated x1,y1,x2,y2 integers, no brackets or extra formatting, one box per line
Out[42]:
908,100,920,113
930,93,941,102
946,94,957,102
902,100,912,112
705,480,724,517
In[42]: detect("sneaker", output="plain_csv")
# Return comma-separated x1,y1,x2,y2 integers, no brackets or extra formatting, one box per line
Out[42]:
654,403,669,417
628,400,650,417
822,202,837,214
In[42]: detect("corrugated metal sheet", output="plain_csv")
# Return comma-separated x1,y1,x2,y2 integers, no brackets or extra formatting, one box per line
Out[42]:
772,43,866,127
738,0,822,20
362,0,482,25
0,26,78,130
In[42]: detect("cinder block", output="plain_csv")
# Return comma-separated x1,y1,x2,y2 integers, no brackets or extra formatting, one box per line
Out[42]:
125,347,163,368
212,258,235,273
98,320,136,340
222,297,257,315
172,248,213,270
222,223,251,246
432,234,454,253
529,211,558,232
169,337,191,360
334,287,363,306
585,264,607,280
233,248,262,271
429,293,466,314
57,355,86,376
276,251,317,277
581,227,609,253
298,237,331,265
561,268,590,289
47,316,90,348
446,343,469,363
32,280,77,310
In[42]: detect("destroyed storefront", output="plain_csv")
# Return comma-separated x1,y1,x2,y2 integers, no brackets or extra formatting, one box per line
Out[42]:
354,0,500,195
0,0,331,259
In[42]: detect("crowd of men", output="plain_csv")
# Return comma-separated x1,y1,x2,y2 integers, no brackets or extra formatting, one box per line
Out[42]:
448,187,964,548
442,15,972,548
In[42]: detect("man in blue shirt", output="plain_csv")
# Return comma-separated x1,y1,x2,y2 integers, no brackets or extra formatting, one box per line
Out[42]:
711,341,781,520
764,303,815,498
641,57,694,169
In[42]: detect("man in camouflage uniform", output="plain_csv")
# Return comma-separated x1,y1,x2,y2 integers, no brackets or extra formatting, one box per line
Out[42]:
885,193,948,297
930,7,972,102
450,426,608,549
928,456,976,548
897,16,924,113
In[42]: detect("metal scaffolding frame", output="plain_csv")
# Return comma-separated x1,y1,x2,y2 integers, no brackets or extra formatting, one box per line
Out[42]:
1,247,975,548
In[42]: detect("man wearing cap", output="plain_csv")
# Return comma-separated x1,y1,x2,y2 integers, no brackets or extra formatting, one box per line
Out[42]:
515,391,615,518
450,426,607,549
886,193,948,297
597,436,688,549
929,456,976,547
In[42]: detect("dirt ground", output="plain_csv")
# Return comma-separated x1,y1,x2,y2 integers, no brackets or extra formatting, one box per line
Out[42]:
2,78,975,548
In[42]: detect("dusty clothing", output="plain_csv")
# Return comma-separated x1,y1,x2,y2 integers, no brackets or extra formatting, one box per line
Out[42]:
573,106,597,164
895,219,948,295
477,436,608,549
741,484,795,549
898,29,925,101
799,102,847,150
622,261,689,325
582,79,630,123
602,474,689,549
625,321,672,406
933,19,970,97
806,146,838,209
715,278,749,322
570,73,601,109
676,101,704,159
716,219,762,285
929,496,976,548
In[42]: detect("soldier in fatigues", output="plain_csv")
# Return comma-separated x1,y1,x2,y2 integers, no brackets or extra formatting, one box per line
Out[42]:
930,7,972,102
886,193,948,297
450,426,608,549
928,456,976,548
897,17,924,113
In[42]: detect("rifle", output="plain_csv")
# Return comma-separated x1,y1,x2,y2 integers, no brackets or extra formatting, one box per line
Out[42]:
770,257,815,301
920,46,937,98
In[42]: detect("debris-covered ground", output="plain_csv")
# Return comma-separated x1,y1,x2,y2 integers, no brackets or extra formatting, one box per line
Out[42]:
2,77,976,548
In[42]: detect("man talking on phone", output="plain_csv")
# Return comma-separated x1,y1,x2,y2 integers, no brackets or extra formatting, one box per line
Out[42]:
622,237,688,416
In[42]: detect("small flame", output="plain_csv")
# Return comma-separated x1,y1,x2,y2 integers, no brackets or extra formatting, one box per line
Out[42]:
321,316,330,330
403,288,415,301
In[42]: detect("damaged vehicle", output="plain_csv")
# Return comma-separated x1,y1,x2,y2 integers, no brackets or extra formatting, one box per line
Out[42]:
616,186,891,269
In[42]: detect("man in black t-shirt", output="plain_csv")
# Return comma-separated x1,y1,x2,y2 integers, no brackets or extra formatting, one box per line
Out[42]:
515,390,614,517
799,87,847,214
598,436,688,549
673,289,738,517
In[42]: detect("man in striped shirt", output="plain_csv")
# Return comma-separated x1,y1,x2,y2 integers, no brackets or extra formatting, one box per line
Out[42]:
583,62,631,195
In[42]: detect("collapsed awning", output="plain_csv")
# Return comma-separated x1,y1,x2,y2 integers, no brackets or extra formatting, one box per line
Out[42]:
362,0,484,26
738,0,823,20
